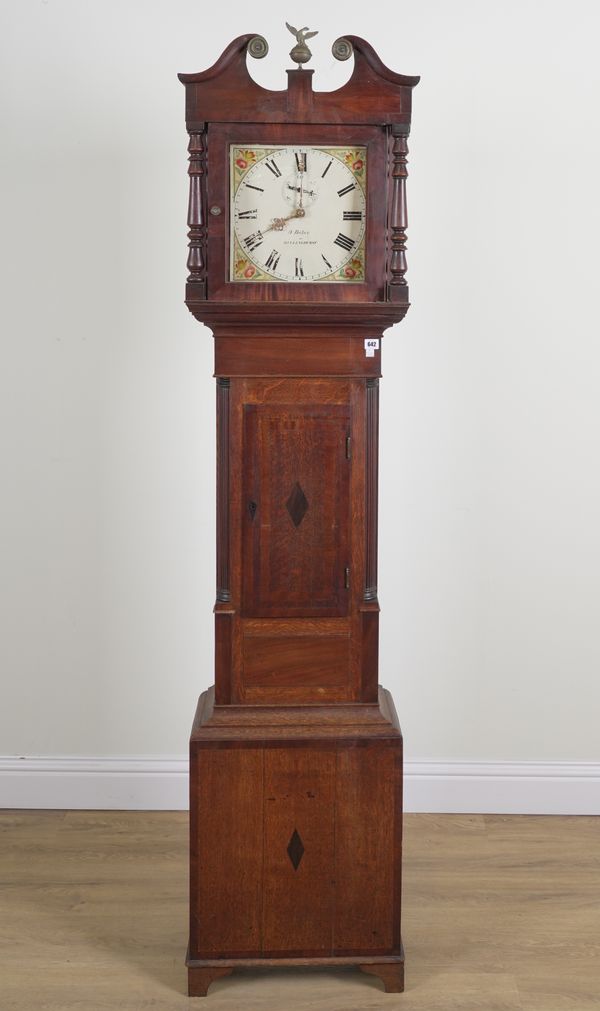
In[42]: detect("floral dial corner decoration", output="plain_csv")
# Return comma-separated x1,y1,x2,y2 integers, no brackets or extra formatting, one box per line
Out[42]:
230,144,367,283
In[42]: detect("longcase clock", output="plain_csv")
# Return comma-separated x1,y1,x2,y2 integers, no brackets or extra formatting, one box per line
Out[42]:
178,27,419,997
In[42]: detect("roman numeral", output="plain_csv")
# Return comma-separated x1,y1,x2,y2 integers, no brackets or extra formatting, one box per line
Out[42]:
321,254,333,271
244,183,264,192
243,230,264,252
337,183,356,198
237,209,257,219
343,211,362,221
334,232,355,252
321,159,333,178
295,152,307,172
265,249,281,271
265,158,282,178
295,257,304,278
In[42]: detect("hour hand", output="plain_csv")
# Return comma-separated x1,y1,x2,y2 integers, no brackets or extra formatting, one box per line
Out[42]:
264,208,305,233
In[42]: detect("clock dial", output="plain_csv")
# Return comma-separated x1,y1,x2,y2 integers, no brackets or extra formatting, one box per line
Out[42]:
230,145,367,283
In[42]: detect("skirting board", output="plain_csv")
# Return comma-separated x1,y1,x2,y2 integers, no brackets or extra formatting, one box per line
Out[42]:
1,757,599,814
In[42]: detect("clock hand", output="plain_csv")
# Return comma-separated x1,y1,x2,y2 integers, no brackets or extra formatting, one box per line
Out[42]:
287,184,316,198
264,208,305,233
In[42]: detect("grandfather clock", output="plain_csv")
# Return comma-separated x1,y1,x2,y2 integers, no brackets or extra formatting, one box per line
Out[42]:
179,27,418,997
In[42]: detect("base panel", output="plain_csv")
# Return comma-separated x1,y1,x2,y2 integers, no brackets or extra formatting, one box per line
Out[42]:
187,949,405,996
188,686,403,996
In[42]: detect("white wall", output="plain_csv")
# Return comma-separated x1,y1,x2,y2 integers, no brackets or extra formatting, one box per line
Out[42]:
1,1,599,808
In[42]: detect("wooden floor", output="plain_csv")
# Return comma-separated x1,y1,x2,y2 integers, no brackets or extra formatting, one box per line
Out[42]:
1,812,599,1010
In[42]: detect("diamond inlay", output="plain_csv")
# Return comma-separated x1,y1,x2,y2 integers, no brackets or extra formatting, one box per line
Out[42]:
286,482,309,527
287,828,305,871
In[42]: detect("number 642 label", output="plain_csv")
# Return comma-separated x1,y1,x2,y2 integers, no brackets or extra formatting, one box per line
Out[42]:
364,338,380,358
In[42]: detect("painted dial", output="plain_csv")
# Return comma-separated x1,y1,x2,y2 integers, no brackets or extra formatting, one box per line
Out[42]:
230,145,367,283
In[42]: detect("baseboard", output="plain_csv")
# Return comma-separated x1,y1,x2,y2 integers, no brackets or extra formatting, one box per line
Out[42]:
0,756,189,811
1,757,599,814
403,761,600,815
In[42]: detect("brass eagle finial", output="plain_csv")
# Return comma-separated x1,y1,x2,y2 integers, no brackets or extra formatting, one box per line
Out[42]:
286,22,318,66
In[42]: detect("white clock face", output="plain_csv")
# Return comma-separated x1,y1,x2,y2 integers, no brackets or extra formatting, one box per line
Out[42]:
230,145,367,283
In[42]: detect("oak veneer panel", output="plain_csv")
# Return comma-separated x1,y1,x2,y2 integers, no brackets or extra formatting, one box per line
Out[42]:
240,620,356,703
242,403,350,618
242,635,350,688
334,745,397,954
191,748,263,957
262,748,336,956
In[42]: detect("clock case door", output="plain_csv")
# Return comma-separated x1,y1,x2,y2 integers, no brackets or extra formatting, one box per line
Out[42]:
206,123,387,304
242,401,351,619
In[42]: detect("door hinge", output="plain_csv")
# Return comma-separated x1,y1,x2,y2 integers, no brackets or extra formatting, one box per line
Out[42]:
344,566,350,590
346,435,351,459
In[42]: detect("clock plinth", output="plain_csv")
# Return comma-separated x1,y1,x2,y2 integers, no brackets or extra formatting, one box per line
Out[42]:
187,688,403,991
179,30,418,997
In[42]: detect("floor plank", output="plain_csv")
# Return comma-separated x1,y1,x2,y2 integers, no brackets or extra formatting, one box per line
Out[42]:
0,811,598,1009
